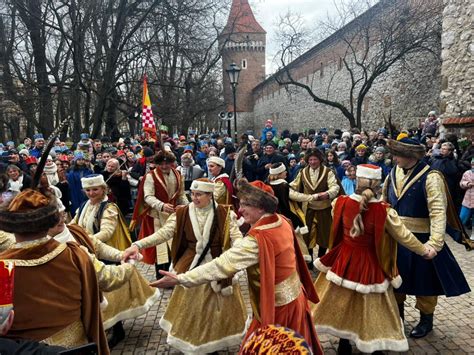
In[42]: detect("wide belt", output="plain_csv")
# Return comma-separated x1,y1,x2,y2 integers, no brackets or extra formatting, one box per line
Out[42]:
41,320,88,348
275,271,302,307
399,216,430,233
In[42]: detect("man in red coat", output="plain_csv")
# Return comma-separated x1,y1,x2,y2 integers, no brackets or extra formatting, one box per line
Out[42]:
130,151,188,278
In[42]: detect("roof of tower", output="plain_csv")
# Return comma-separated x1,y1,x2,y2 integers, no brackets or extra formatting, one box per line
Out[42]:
222,0,266,35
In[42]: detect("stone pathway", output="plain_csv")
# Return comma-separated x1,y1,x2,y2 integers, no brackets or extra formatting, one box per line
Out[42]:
110,238,473,354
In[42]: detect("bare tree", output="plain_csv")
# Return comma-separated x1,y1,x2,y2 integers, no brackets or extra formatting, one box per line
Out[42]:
273,0,443,129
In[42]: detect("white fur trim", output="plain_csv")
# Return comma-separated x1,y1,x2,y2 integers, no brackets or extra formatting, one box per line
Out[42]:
221,286,233,296
160,315,251,354
81,174,106,188
303,254,312,262
269,179,287,185
100,297,108,311
390,275,403,289
269,164,286,175
103,288,161,329
325,270,390,294
299,226,309,234
237,216,245,227
190,180,215,193
207,156,225,168
315,324,408,353
314,258,331,273
356,165,382,180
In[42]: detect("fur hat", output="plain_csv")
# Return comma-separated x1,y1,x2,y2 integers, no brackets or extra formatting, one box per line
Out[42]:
269,162,286,175
387,138,425,160
237,179,278,214
190,178,215,193
207,156,225,168
356,164,382,180
0,189,60,233
154,150,176,164
81,174,107,189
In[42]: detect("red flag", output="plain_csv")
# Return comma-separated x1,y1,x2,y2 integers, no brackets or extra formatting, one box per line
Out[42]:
142,75,157,140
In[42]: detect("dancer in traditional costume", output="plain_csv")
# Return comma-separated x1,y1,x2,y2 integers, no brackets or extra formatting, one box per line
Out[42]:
149,180,323,354
123,178,248,354
383,138,471,338
268,162,310,261
290,148,342,261
70,174,157,347
0,189,109,354
207,156,234,205
312,164,436,353
70,174,131,251
130,151,188,279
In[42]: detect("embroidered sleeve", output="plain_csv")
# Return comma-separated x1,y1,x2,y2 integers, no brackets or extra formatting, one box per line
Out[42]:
0,231,14,252
425,172,447,251
213,180,226,202
144,173,164,212
385,208,426,256
289,188,313,202
92,237,122,262
327,170,340,200
135,213,177,250
178,236,259,287
93,204,119,242
82,246,133,292
289,173,312,202
229,211,243,244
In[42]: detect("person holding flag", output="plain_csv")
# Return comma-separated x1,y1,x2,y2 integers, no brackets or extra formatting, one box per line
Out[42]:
141,75,158,141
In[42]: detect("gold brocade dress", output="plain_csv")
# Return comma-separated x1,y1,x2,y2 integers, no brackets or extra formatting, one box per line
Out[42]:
136,203,249,354
69,201,160,330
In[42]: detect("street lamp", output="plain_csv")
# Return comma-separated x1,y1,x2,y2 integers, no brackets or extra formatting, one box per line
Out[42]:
226,62,241,143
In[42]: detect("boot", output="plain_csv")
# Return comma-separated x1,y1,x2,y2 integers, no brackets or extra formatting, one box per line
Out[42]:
307,248,314,270
108,321,125,349
409,313,433,338
398,302,404,322
337,338,352,355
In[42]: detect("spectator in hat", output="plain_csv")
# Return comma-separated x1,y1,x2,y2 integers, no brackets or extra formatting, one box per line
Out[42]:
351,144,369,166
421,111,439,136
195,143,209,170
29,134,45,158
224,144,237,175
369,146,391,179
256,142,287,181
243,140,263,182
67,151,93,216
260,119,277,143
177,152,204,192
130,147,155,181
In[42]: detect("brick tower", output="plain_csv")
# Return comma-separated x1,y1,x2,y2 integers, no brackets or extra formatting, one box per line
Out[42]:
219,0,266,132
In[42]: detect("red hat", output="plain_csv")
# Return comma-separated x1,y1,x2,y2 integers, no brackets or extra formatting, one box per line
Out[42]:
25,156,38,166
250,180,275,196
356,164,382,180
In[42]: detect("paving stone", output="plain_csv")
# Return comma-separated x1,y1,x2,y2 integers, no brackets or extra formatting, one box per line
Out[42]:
110,238,473,354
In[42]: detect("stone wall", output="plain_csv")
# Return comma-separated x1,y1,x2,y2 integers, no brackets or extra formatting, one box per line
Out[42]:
250,48,441,134
440,0,473,118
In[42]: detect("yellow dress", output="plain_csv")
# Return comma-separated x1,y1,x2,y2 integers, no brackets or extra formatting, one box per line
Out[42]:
136,204,249,353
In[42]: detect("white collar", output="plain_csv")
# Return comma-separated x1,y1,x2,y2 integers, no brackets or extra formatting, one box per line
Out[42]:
269,179,287,185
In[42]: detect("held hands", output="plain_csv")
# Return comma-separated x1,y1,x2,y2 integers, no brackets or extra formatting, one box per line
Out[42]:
422,242,437,260
162,203,175,214
149,270,179,288
312,194,319,201
122,244,140,263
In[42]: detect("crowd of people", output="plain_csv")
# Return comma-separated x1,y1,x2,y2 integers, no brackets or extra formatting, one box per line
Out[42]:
0,111,472,355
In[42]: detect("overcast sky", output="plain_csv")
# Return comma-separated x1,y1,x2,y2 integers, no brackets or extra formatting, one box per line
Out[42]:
248,0,348,74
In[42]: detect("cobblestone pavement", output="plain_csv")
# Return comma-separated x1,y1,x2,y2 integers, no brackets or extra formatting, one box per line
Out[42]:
110,238,473,354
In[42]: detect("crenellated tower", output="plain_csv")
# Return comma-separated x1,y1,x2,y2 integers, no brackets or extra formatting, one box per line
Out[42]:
219,0,266,131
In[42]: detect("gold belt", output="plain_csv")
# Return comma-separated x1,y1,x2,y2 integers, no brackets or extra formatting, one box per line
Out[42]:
399,217,430,233
41,320,88,348
275,271,302,307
